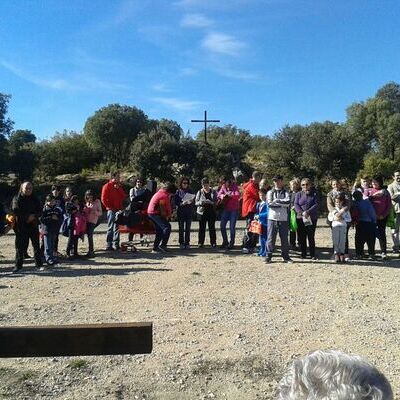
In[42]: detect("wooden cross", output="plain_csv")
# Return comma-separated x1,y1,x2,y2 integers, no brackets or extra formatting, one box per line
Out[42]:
191,110,220,144
0,322,152,357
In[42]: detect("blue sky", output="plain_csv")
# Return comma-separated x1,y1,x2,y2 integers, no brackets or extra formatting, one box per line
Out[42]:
1,0,400,139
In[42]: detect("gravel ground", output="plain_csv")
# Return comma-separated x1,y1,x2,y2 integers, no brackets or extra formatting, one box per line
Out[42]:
0,220,399,399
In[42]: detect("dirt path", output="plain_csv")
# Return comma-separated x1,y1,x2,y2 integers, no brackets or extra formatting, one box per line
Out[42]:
0,220,399,399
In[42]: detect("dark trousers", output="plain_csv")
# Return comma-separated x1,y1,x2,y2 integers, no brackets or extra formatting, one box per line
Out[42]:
376,218,388,254
178,216,192,246
355,221,376,256
148,214,171,250
66,229,78,256
198,212,216,246
15,225,42,268
86,222,96,253
297,218,317,257
243,213,258,250
289,230,297,247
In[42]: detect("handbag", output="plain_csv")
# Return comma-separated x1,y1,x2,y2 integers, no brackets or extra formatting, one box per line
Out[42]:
248,219,262,235
289,209,298,232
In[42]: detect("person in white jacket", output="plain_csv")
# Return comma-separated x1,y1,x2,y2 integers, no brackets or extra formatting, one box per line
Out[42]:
328,193,352,263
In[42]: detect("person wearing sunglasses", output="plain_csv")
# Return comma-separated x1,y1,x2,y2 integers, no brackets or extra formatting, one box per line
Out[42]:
294,178,319,260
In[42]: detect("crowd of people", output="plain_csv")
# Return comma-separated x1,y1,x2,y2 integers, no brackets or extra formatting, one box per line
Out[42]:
2,169,400,273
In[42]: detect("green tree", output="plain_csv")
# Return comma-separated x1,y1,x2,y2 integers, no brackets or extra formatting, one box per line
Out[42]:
0,93,13,138
84,104,149,167
196,125,252,179
130,126,181,182
266,124,306,179
33,131,100,179
8,130,37,181
0,93,14,174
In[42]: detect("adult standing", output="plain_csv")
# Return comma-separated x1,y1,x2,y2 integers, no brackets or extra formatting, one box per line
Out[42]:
195,177,217,248
147,183,176,253
387,171,400,253
218,177,240,250
294,178,319,260
11,182,43,273
241,171,262,254
326,179,352,260
175,177,195,249
101,171,126,251
365,176,392,260
265,175,292,263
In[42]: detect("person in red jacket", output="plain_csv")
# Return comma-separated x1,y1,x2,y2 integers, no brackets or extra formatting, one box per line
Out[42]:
241,171,262,253
101,171,126,251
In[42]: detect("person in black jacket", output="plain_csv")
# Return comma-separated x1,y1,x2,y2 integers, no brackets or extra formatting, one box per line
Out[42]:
11,181,43,273
40,194,63,265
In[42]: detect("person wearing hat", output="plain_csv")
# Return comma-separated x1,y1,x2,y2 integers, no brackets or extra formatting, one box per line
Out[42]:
265,175,293,263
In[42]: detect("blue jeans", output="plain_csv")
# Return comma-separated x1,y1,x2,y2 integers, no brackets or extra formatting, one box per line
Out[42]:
148,214,171,250
258,225,268,256
43,232,57,264
178,216,192,246
106,210,120,248
220,210,238,246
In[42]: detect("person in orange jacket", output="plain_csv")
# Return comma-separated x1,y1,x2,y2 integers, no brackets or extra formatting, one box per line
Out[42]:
101,171,126,251
241,171,262,253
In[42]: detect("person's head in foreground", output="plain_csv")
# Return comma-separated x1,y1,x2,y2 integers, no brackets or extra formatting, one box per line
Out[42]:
277,350,393,400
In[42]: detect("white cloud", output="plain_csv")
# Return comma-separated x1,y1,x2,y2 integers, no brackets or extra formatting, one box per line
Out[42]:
152,96,204,111
201,32,246,56
151,83,171,92
1,61,79,90
181,13,213,28
1,61,130,92
214,67,260,81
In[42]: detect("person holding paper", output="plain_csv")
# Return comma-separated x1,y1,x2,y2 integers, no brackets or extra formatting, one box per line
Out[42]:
195,177,217,248
294,178,319,260
175,177,195,249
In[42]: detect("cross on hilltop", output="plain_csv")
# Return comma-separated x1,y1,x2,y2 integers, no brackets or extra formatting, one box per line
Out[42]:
191,110,220,144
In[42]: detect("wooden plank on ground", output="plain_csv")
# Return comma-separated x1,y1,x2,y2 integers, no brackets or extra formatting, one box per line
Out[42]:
0,322,152,357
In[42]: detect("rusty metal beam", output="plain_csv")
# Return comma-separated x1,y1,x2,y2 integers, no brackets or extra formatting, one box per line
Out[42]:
0,322,152,357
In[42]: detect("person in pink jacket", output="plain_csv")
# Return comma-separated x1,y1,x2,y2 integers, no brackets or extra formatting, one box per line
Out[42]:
364,176,392,260
83,190,103,258
217,177,240,249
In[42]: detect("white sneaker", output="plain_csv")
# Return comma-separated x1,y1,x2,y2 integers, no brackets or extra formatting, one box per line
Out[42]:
242,248,250,254
381,253,388,260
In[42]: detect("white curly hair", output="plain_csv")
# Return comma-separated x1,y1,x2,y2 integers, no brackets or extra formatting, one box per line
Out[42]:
277,350,393,400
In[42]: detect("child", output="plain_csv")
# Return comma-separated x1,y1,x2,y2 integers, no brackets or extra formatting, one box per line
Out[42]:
65,195,86,258
40,194,63,266
255,189,269,256
328,194,352,263
352,190,376,259
83,190,103,258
